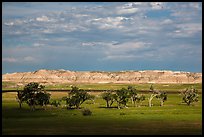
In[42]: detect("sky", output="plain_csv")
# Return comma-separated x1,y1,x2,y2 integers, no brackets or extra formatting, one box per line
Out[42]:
2,2,202,74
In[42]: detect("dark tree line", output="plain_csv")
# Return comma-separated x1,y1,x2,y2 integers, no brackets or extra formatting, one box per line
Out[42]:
16,82,199,111
101,86,146,109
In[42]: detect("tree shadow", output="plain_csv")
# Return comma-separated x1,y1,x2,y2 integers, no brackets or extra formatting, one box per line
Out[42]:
98,106,118,109
2,107,57,119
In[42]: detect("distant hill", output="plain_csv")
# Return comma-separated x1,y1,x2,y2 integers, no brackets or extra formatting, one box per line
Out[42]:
2,69,202,85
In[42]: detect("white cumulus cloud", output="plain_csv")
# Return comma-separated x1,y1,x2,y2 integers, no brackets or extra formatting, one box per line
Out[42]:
117,7,139,15
36,15,51,22
2,57,18,63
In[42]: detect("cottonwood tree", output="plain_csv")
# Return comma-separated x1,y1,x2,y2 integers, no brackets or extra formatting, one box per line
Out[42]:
101,91,115,108
16,84,24,109
148,84,157,107
16,89,25,109
113,88,129,109
148,84,167,107
62,86,94,109
148,92,158,107
126,86,146,107
35,90,51,109
16,82,50,110
156,92,167,106
136,94,146,107
181,86,199,106
127,86,138,107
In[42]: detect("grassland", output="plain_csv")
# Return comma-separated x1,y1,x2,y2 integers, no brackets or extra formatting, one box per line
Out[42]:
2,82,202,93
2,87,202,135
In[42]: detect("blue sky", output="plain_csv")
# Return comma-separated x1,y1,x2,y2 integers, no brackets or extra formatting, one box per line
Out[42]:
2,2,202,74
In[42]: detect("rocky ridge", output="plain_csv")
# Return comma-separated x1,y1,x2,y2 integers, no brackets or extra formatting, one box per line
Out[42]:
2,69,202,85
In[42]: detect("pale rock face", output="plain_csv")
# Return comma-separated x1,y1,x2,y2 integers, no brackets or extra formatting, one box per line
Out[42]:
2,69,202,84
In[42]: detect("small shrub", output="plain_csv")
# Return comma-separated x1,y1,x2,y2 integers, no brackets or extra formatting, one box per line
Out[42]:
120,112,126,115
81,108,92,116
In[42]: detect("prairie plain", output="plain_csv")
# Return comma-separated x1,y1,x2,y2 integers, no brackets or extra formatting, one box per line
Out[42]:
2,83,202,135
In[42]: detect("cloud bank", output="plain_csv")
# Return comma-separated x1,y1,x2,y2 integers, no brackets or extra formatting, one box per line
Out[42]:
2,2,202,73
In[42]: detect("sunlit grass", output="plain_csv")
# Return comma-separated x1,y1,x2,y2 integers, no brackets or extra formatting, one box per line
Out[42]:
3,83,202,94
2,92,202,135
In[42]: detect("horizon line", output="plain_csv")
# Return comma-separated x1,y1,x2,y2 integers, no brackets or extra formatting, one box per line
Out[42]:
2,69,202,74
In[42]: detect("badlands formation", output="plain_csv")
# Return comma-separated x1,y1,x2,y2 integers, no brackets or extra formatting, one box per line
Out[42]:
2,69,202,85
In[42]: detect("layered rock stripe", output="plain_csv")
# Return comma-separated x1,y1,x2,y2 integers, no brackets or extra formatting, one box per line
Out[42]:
2,69,202,85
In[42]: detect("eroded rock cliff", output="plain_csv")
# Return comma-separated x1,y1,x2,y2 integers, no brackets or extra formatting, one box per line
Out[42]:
2,69,202,85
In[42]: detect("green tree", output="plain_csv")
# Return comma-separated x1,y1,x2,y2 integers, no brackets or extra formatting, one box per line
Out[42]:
136,94,146,107
181,87,199,106
113,88,129,109
16,82,50,110
62,86,93,109
148,84,166,107
35,91,51,109
127,86,137,107
101,91,115,108
16,90,25,109
156,92,167,106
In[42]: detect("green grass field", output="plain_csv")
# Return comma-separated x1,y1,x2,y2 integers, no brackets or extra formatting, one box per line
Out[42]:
2,89,202,135
2,82,202,93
